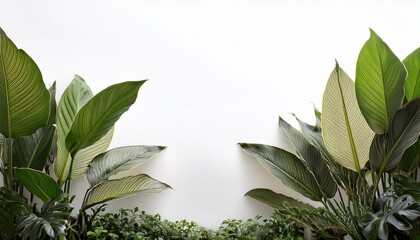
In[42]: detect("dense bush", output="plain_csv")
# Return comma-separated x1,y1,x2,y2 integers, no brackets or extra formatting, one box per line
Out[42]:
86,206,303,240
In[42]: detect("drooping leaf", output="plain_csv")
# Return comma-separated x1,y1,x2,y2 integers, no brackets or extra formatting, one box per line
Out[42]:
0,27,50,138
239,143,323,201
279,117,337,198
403,47,420,102
15,168,62,202
322,63,374,173
70,128,114,180
65,81,146,156
245,188,314,210
355,29,406,134
370,98,420,173
55,75,93,186
86,145,165,187
13,82,56,170
82,174,170,209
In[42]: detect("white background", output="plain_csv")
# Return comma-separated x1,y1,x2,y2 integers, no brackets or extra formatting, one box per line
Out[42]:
1,0,419,229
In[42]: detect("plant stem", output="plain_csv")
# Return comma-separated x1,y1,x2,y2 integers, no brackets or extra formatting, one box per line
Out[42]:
7,138,13,190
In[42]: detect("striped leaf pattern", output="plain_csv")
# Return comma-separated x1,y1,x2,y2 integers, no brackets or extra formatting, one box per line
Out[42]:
0,28,50,138
83,174,170,209
355,29,406,134
403,47,420,102
239,143,323,201
15,168,62,202
322,63,374,173
245,188,314,210
86,145,165,187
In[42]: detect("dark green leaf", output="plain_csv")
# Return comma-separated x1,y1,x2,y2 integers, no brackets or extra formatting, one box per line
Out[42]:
279,117,337,198
239,143,323,201
370,98,420,173
245,188,314,210
15,168,63,201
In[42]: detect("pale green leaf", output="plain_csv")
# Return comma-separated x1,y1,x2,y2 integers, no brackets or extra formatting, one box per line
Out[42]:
403,47,420,102
86,145,165,187
245,188,314,210
15,168,62,202
322,63,374,173
0,27,50,138
70,128,114,179
355,29,406,134
83,174,170,209
370,98,420,173
65,81,146,155
239,143,323,201
55,75,93,186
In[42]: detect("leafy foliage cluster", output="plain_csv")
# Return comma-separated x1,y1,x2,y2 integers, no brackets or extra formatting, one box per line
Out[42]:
85,206,303,240
240,30,420,239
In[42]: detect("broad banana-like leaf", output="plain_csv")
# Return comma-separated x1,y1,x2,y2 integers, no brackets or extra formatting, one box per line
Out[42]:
15,168,62,202
403,47,420,102
55,75,93,186
82,174,170,209
70,128,114,179
65,81,146,155
322,63,374,173
0,27,50,138
86,145,165,187
398,139,419,174
13,82,56,170
356,29,406,134
370,98,420,173
239,143,323,201
245,188,314,210
279,117,337,198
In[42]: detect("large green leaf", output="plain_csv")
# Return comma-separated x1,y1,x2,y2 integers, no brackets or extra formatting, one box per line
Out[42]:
322,63,374,173
239,143,323,201
279,117,337,198
15,168,62,202
65,81,146,156
82,174,170,209
403,47,420,102
245,188,314,210
55,75,93,186
86,145,165,187
355,29,406,134
0,28,50,138
70,128,114,180
398,138,419,174
370,98,420,173
13,82,56,170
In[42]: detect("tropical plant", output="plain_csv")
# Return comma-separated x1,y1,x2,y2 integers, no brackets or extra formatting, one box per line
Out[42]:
0,27,171,238
239,29,420,239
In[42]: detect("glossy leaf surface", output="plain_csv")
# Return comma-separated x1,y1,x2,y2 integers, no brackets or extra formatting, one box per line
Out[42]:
403,47,420,101
15,168,62,202
245,188,314,210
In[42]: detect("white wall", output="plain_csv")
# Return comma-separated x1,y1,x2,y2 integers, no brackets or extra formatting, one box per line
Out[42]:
1,0,419,229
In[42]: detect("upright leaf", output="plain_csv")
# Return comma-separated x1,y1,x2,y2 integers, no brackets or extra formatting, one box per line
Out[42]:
356,29,406,134
245,188,314,210
370,98,420,173
55,75,93,186
13,82,56,170
83,174,170,209
86,145,165,187
279,117,337,198
15,168,63,202
239,143,323,201
322,63,374,173
65,81,146,156
403,47,420,102
0,28,50,138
